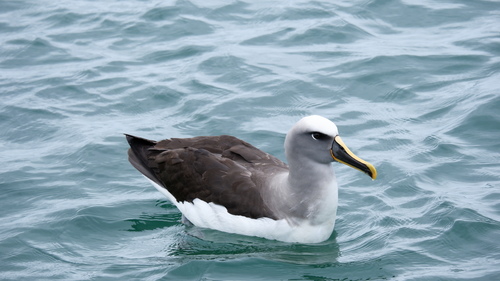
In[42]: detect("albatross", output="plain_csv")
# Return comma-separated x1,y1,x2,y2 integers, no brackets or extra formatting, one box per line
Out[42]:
125,115,376,243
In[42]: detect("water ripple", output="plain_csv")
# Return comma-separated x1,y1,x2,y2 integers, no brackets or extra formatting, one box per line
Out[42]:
1,0,500,280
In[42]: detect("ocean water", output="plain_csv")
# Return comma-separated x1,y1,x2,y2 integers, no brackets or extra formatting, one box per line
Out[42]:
1,0,500,280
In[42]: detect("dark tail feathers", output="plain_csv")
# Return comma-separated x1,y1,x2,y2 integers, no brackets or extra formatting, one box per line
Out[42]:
125,134,163,186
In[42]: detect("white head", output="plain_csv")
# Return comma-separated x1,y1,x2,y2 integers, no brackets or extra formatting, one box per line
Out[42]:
284,115,338,165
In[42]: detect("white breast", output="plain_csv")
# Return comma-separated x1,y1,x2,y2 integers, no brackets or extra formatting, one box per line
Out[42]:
147,178,336,243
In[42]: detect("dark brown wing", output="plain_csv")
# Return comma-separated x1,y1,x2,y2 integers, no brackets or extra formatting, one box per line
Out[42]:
125,134,287,219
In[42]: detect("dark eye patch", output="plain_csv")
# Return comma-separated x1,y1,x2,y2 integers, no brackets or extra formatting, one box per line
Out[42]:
310,132,329,141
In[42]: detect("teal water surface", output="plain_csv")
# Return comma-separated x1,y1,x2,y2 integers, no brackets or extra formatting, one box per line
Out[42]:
1,0,500,280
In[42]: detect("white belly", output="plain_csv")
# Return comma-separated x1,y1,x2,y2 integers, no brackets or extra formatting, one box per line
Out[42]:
147,178,335,243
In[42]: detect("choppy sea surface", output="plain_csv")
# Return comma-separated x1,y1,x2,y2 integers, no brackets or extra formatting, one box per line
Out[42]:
1,0,500,280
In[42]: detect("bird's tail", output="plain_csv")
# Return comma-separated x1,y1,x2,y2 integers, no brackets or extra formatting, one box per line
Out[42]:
125,134,164,186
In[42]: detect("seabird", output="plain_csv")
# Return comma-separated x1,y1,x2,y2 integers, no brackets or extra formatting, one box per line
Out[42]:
125,115,376,243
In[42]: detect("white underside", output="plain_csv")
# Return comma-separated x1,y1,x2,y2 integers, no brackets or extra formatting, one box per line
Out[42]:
147,178,335,243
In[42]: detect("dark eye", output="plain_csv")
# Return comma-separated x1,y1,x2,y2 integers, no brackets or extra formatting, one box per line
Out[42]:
311,132,328,140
